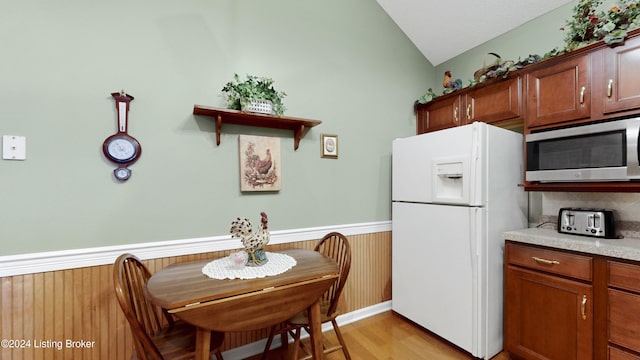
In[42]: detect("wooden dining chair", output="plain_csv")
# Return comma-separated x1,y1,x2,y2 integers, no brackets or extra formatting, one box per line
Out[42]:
263,232,352,360
113,253,225,360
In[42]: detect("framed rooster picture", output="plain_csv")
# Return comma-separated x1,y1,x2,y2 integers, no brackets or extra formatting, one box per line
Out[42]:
238,135,281,192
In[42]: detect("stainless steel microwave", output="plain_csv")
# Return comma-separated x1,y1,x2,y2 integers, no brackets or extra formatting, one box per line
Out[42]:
525,117,640,182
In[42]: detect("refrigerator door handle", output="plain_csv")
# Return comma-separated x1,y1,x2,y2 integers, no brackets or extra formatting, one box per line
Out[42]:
469,208,479,262
469,122,484,206
469,207,478,356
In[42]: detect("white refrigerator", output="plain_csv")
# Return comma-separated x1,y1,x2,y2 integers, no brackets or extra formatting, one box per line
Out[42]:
391,122,527,359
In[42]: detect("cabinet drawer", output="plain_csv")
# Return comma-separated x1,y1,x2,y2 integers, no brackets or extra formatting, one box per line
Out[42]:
609,260,640,293
506,242,592,281
610,289,640,353
609,346,640,360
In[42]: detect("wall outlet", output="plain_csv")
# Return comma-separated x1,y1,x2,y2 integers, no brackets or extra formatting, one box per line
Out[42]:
2,135,26,160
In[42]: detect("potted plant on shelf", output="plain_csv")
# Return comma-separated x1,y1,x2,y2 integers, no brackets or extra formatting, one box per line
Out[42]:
221,73,287,116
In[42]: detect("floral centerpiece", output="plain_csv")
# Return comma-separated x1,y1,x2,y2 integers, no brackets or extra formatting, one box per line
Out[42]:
562,0,640,50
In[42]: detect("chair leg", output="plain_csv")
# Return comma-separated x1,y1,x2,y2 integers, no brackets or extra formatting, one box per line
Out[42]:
262,324,278,359
279,327,289,356
133,338,146,360
331,319,351,360
291,326,302,360
214,348,224,360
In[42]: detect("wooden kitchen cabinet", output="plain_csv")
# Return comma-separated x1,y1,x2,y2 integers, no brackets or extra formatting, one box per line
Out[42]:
504,242,593,360
505,241,640,360
600,37,640,115
417,30,640,136
525,34,640,130
610,347,640,360
522,33,640,191
526,53,591,129
465,77,522,124
416,95,462,134
416,77,522,134
608,260,640,357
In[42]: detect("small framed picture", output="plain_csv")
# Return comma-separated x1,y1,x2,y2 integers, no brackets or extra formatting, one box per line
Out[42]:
321,134,338,159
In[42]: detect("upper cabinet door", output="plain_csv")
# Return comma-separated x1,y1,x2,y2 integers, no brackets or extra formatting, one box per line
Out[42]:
416,95,462,134
526,54,591,129
602,38,640,115
466,77,522,124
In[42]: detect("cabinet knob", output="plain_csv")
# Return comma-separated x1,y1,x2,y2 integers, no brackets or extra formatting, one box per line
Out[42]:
454,107,458,123
466,104,471,121
581,294,588,320
580,86,586,105
607,79,613,98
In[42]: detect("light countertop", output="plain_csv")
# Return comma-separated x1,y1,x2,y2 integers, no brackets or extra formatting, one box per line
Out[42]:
503,228,640,262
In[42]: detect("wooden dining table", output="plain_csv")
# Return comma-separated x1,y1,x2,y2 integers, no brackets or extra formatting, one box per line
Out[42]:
146,248,339,360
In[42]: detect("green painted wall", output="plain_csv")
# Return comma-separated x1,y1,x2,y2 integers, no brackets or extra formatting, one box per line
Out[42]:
431,1,576,94
4,0,619,256
0,0,432,255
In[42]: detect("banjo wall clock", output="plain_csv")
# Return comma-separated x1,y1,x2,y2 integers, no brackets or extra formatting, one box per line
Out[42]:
102,90,141,181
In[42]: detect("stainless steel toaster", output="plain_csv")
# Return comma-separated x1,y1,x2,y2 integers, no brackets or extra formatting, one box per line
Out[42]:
558,207,617,239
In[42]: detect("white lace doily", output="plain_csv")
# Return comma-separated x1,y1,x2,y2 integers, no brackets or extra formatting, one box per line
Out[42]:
202,252,297,280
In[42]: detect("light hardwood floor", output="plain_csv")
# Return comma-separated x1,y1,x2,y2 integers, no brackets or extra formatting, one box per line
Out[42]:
251,311,510,360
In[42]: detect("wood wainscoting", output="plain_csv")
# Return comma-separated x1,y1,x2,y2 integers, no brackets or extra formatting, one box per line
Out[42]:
0,231,391,359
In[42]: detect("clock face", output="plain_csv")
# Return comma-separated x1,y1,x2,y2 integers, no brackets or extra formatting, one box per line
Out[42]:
103,134,140,164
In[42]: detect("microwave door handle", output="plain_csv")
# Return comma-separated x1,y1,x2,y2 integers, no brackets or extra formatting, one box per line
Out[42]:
627,121,640,178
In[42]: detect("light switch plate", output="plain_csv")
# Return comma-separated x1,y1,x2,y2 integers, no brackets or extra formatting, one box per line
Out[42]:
2,135,26,160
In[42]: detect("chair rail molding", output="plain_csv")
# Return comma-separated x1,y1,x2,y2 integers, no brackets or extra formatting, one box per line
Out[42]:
0,221,391,277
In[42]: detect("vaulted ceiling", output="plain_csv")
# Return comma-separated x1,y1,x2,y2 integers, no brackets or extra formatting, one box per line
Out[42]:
377,0,573,66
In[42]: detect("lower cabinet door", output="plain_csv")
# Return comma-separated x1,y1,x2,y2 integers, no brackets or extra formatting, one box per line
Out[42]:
609,289,640,353
505,266,593,360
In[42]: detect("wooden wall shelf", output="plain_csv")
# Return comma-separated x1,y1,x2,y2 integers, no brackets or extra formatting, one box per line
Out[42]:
193,105,322,150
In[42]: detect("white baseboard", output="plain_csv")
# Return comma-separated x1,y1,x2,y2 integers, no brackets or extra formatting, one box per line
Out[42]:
0,221,391,277
221,301,393,360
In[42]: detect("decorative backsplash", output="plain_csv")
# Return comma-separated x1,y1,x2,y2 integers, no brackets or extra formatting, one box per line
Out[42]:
534,192,640,238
